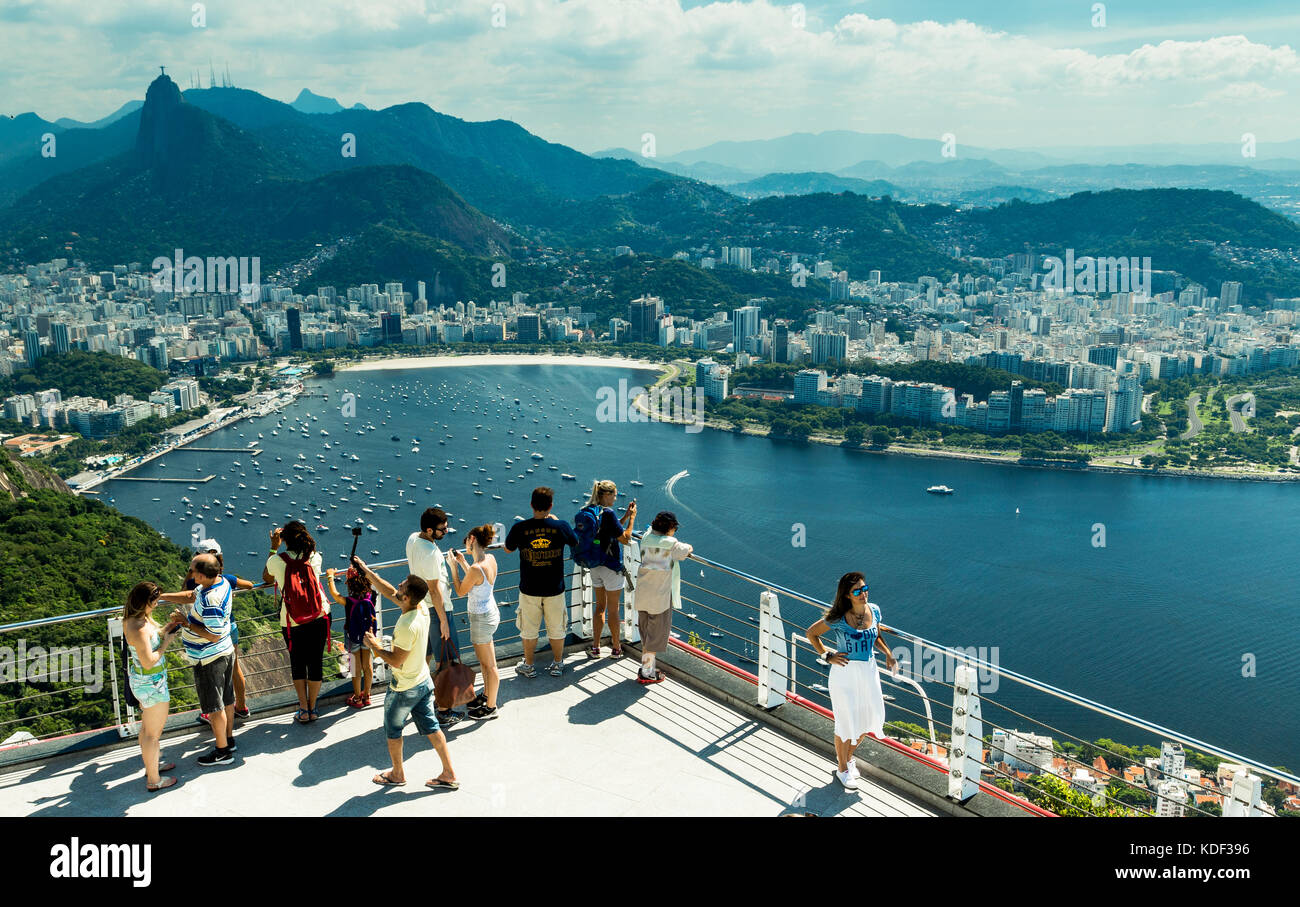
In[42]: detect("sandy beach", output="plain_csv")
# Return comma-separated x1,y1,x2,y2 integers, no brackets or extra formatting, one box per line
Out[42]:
338,352,668,374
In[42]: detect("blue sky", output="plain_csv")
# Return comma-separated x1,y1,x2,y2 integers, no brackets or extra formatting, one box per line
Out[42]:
2,0,1297,155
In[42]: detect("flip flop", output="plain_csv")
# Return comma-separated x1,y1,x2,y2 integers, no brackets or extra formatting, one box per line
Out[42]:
296,709,310,724
425,778,460,791
373,771,406,786
146,776,177,792
158,761,176,772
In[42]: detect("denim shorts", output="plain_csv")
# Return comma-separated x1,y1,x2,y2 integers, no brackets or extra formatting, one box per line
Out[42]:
383,678,440,739
468,609,500,646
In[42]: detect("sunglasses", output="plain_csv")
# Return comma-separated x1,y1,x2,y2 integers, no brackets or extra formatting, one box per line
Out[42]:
851,586,869,596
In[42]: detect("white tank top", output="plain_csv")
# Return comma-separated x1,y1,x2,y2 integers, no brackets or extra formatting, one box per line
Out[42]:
465,562,498,616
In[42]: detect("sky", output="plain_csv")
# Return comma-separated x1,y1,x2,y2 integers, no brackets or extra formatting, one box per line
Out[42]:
2,0,1298,156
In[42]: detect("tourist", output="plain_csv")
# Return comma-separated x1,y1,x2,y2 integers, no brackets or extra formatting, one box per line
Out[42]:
804,572,897,790
448,525,500,720
122,581,181,791
505,486,578,677
159,553,237,766
353,556,458,790
263,521,329,723
574,480,636,658
407,507,461,728
186,539,253,722
326,565,377,707
633,512,693,684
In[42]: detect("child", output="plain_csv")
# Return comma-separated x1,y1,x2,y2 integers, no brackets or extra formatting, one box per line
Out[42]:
326,566,378,707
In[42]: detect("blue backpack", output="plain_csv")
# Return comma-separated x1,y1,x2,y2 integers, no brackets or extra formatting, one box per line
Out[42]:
572,504,606,569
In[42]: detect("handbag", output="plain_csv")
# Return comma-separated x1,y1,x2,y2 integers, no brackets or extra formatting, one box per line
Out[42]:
433,635,477,710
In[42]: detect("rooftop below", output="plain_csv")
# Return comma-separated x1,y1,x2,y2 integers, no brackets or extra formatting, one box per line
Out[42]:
0,654,938,818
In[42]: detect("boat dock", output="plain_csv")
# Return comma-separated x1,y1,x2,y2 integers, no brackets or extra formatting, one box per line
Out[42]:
176,447,262,455
109,475,216,483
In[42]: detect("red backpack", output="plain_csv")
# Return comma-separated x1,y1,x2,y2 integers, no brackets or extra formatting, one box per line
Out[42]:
279,553,328,649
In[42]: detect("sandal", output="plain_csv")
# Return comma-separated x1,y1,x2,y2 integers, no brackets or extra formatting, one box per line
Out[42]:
308,708,319,722
158,761,176,772
373,771,405,786
295,709,310,724
146,776,177,792
636,669,666,685
425,777,460,791
234,706,250,719
587,645,601,658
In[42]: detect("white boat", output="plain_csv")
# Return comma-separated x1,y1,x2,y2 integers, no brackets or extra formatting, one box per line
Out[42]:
629,480,644,487
561,473,576,480
531,452,544,460
926,485,955,495
366,523,379,531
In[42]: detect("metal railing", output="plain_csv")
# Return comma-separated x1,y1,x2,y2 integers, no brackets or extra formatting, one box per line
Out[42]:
1,537,1292,817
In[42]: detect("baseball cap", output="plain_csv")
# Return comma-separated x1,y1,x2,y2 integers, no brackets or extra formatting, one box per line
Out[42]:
197,538,222,555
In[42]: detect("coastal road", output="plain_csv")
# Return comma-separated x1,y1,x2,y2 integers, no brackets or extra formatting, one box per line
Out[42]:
1179,393,1203,440
1225,393,1256,433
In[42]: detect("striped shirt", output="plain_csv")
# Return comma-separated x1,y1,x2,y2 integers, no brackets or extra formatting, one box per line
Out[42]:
180,575,234,663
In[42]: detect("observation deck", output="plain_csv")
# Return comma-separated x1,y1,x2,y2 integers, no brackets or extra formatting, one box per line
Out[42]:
1,542,1291,818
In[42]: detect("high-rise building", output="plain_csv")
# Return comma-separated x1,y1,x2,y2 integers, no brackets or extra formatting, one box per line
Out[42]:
628,295,663,344
23,330,42,368
793,369,827,404
732,305,760,353
516,313,542,343
773,322,789,363
51,322,71,355
808,330,848,365
287,308,303,350
1087,346,1119,369
1219,281,1243,310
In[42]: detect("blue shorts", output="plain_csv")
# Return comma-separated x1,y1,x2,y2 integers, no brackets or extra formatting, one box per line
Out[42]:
129,669,170,709
383,678,440,739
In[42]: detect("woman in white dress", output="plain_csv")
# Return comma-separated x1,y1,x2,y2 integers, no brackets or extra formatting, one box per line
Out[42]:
806,572,897,791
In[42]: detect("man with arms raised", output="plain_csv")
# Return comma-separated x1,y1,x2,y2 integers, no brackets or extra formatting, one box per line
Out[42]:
354,556,458,790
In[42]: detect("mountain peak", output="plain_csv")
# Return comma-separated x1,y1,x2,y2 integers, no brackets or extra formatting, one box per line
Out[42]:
291,88,344,114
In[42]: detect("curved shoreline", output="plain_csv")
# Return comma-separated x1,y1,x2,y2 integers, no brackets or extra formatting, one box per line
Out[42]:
335,352,667,375
635,405,1300,483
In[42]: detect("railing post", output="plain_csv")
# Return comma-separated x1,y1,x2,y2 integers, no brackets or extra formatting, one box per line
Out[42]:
948,662,983,803
757,590,787,709
622,540,641,645
574,568,594,641
105,618,138,740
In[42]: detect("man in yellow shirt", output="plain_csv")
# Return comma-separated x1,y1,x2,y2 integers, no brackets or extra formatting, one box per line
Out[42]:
353,557,458,790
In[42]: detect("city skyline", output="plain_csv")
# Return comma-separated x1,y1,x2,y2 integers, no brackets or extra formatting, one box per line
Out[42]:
3,0,1300,155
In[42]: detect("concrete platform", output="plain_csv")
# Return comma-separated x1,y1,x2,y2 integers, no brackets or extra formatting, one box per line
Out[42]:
0,655,938,818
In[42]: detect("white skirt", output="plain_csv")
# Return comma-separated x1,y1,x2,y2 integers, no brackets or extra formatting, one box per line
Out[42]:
828,658,885,743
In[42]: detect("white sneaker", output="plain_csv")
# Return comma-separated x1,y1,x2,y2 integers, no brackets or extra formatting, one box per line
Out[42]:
835,769,858,790
848,760,861,781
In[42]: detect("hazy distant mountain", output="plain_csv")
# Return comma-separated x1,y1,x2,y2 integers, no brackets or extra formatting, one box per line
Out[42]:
0,113,139,209
54,100,143,131
725,171,900,199
667,131,1059,173
591,148,758,184
0,74,508,270
291,88,345,114
0,113,61,165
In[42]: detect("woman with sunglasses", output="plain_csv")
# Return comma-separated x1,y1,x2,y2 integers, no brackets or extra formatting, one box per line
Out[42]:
806,572,896,791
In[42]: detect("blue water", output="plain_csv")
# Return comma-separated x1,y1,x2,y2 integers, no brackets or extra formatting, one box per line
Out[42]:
102,364,1300,767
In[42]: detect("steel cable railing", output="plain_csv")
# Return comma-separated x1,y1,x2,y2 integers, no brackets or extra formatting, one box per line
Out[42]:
2,539,1295,812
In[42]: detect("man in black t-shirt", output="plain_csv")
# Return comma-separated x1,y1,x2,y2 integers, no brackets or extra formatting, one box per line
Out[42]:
505,487,579,678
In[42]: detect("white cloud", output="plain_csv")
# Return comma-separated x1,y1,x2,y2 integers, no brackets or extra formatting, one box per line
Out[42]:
1,0,1297,152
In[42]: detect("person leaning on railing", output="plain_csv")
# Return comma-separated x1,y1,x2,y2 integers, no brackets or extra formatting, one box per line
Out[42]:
262,521,329,724
805,572,897,792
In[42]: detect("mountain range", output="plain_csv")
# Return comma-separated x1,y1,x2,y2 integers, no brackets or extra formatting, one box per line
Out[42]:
3,79,1300,301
